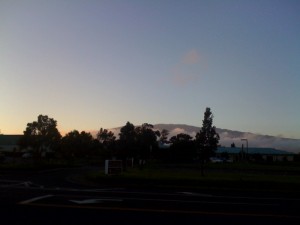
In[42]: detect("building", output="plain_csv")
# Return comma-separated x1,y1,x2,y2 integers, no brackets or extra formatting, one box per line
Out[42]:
0,134,55,158
0,135,22,152
216,147,295,162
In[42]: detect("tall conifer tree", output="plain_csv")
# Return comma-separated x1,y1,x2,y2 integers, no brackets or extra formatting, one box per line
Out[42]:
196,107,220,175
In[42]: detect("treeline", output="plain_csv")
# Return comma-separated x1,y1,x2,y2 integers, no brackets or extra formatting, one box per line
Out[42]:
19,108,220,165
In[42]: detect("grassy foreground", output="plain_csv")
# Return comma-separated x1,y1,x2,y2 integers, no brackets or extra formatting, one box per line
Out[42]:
86,162,300,193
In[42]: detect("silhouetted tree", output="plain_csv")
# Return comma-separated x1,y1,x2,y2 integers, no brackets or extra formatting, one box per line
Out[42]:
96,128,116,159
119,122,137,159
61,130,94,158
196,108,220,176
97,128,115,147
135,123,160,168
169,133,196,162
170,133,192,143
19,115,61,158
159,129,169,143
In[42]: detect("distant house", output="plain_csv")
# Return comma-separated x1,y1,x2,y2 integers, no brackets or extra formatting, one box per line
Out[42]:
0,135,22,152
216,147,295,162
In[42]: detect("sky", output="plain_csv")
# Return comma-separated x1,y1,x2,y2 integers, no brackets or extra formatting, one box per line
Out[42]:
1,0,299,139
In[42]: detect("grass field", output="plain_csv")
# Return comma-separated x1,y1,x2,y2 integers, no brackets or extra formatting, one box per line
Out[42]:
2,158,300,193
87,161,300,193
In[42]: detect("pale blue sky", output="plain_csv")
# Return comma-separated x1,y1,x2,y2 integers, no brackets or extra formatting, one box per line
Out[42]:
1,0,299,138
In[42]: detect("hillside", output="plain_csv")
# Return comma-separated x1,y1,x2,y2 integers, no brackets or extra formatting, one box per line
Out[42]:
154,124,300,153
91,124,300,153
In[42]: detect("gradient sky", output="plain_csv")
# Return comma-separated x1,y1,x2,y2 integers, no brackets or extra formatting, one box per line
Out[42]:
1,0,299,138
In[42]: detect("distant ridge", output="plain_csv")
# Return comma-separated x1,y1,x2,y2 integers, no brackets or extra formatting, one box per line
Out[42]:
90,124,300,153
154,124,300,153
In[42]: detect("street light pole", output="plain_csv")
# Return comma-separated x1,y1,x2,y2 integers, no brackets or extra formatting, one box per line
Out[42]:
241,139,248,160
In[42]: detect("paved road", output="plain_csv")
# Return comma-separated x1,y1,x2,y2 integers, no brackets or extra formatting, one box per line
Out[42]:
1,167,300,225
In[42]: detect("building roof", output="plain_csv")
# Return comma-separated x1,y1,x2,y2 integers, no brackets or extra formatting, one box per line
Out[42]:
0,135,22,146
217,147,294,155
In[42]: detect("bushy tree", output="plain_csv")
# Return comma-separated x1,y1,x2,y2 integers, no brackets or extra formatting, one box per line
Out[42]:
19,115,61,158
135,123,160,164
96,128,116,159
119,122,137,159
61,130,94,158
97,128,116,148
118,122,160,168
170,133,193,144
159,129,169,143
169,133,196,162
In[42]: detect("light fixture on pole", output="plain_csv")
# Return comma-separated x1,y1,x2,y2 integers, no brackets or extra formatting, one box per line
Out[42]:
241,138,248,159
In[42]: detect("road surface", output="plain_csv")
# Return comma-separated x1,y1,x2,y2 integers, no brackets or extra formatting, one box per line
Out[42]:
0,166,299,225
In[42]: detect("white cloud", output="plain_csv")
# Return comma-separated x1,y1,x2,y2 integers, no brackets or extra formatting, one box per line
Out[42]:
169,128,186,137
171,68,198,86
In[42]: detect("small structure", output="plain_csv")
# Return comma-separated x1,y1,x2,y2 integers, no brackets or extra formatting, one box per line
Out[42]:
105,160,122,175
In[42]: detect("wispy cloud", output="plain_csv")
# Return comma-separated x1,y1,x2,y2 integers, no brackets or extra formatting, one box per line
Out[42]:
182,49,200,64
169,49,206,87
171,66,199,86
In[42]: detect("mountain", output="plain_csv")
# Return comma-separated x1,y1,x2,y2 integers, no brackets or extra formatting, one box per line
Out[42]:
154,124,300,153
91,124,300,153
